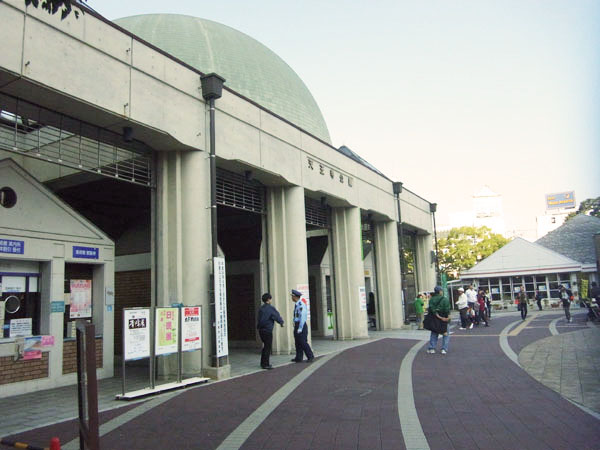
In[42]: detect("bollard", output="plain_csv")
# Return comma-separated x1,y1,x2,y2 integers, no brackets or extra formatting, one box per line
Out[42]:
49,437,61,450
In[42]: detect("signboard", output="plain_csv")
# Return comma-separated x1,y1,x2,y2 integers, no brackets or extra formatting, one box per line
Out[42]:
182,306,202,352
105,287,115,306
358,286,367,311
581,279,589,299
70,280,92,318
214,257,228,358
10,318,32,337
545,191,575,210
296,283,311,320
2,276,26,292
123,308,150,361
51,301,65,313
73,246,99,259
155,307,178,356
0,239,24,255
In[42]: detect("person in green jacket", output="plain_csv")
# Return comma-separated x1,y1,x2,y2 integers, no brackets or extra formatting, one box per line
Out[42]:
414,293,424,330
427,286,451,355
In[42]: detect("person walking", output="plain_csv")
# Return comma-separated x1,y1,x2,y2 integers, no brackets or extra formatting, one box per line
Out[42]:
456,287,469,330
477,289,489,327
535,290,544,311
426,286,451,354
559,285,573,323
290,289,314,362
256,293,284,369
485,289,492,319
466,285,477,312
518,286,528,320
414,293,424,330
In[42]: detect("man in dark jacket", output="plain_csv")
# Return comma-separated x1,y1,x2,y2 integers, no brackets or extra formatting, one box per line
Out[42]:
257,293,284,369
559,285,573,323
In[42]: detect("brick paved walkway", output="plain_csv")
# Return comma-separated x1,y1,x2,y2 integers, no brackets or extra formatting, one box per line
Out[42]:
1,311,599,450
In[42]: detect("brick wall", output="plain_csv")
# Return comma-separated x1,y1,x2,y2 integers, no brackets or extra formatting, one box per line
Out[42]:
62,337,103,374
0,353,49,385
114,270,151,356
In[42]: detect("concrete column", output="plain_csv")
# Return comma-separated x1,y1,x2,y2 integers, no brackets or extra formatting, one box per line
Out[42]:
331,206,368,339
266,185,309,355
416,233,436,293
40,256,64,380
156,150,214,377
373,220,403,329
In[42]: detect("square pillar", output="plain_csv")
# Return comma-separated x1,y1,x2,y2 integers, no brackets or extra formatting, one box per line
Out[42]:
374,220,403,329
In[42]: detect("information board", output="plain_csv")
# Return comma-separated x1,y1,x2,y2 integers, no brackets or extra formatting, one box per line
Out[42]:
10,318,32,337
155,307,179,356
214,257,228,358
123,308,150,361
182,306,202,352
358,286,367,311
70,280,92,318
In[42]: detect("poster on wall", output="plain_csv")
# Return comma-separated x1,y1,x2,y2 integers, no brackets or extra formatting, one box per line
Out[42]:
296,283,310,320
70,279,92,318
10,318,32,337
182,306,202,352
23,336,42,360
124,308,151,361
358,286,367,311
155,307,179,356
214,257,228,358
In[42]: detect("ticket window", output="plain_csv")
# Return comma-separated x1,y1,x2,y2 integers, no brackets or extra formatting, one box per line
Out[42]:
63,263,94,338
1,274,41,338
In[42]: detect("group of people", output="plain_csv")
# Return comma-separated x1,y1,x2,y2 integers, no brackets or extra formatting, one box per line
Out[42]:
455,285,490,329
256,289,314,370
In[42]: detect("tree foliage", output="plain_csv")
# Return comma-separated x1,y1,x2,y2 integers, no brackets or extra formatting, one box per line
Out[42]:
438,226,510,280
565,196,600,221
18,0,85,19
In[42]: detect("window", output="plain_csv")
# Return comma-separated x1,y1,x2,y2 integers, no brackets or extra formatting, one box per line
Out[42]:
1,274,41,338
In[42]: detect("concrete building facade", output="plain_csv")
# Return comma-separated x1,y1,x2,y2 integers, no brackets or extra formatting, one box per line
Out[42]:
0,2,436,396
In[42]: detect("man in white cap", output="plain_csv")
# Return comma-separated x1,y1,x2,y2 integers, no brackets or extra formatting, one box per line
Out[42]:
456,287,469,330
290,289,314,362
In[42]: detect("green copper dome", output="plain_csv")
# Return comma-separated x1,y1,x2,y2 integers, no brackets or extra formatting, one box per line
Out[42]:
114,14,331,144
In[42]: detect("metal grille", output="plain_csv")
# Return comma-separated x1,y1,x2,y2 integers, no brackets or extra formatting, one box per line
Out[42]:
305,197,329,228
216,168,264,214
0,94,153,187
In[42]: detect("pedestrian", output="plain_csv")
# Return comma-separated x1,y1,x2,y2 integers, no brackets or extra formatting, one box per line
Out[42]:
485,289,492,319
477,289,489,327
414,293,424,329
472,294,480,326
559,285,573,323
456,287,469,330
518,286,528,320
290,289,314,363
256,293,284,369
535,289,544,311
465,284,477,312
426,286,451,354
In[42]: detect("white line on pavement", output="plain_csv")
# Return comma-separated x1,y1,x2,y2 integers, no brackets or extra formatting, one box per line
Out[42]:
398,339,429,450
499,320,521,366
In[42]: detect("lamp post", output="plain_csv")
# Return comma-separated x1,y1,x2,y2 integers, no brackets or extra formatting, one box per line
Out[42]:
393,182,409,325
430,202,440,286
200,73,226,369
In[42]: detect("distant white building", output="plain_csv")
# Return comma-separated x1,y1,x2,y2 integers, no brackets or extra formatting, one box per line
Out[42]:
536,212,568,239
445,186,506,236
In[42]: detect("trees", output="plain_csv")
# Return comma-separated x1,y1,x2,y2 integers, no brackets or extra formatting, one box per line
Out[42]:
8,0,86,19
565,197,600,221
438,226,510,279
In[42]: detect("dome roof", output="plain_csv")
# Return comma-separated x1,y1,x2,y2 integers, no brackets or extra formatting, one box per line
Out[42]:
114,14,331,143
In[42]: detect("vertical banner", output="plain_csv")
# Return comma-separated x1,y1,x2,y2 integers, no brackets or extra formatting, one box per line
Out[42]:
155,307,179,356
182,306,202,351
214,257,228,358
296,283,310,320
123,308,150,361
358,286,367,311
581,279,589,299
70,279,92,318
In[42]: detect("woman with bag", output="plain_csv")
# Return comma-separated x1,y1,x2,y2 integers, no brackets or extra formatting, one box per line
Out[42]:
426,286,451,355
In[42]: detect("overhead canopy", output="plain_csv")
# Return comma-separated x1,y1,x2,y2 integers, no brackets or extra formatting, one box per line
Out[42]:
461,237,581,279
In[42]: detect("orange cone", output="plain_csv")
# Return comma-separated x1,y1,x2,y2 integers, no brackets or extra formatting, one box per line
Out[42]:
49,437,61,450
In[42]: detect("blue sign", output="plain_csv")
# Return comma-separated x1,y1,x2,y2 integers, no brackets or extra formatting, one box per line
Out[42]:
545,191,575,210
51,301,65,313
0,239,24,255
73,246,99,259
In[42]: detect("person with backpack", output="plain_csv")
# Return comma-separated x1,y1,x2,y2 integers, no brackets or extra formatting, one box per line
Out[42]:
426,286,451,355
559,285,573,323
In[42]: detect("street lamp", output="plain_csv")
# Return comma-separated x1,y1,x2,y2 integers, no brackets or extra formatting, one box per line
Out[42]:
430,202,440,286
393,182,409,325
200,73,226,369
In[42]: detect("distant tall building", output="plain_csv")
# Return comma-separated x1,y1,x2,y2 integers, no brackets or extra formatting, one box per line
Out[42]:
536,191,576,239
473,186,505,236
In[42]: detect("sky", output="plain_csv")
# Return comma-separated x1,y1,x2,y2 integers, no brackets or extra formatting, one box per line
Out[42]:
88,0,600,240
